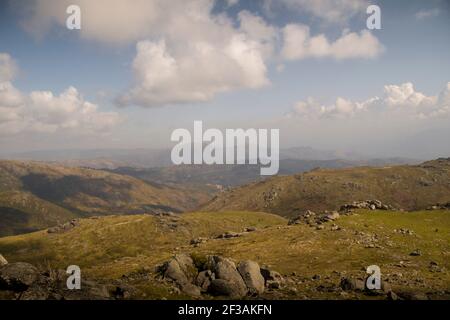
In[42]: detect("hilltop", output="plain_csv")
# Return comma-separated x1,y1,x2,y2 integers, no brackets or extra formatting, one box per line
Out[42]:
202,158,450,218
0,160,210,236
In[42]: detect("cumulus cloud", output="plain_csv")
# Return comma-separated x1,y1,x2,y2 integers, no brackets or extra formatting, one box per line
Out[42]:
266,0,368,24
0,53,122,136
21,0,383,107
117,8,276,107
289,82,450,120
281,24,383,60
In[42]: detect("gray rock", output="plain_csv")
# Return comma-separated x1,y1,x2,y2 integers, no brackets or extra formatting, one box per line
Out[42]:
180,283,202,297
163,259,188,284
209,279,246,298
0,254,7,266
0,262,40,291
174,254,197,282
396,290,428,300
340,277,365,291
260,267,284,289
205,256,247,297
410,249,422,256
195,270,214,292
323,211,340,221
237,260,265,295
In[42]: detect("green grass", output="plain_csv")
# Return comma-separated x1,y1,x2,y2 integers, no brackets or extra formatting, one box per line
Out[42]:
0,210,448,299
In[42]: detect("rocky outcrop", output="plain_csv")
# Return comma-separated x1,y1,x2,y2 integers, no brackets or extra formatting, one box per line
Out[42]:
158,255,281,298
288,210,339,227
47,219,79,234
0,261,126,300
340,200,394,212
427,202,450,210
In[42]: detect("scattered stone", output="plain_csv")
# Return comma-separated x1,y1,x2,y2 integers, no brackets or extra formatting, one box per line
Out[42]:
316,225,324,230
216,231,242,239
245,227,257,232
190,237,208,246
330,224,341,231
340,200,393,212
261,267,284,289
410,249,422,256
394,228,414,235
340,277,365,291
237,260,265,295
47,219,79,234
322,211,340,222
426,202,450,210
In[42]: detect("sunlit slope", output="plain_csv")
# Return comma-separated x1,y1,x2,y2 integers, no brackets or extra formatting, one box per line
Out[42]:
202,159,450,218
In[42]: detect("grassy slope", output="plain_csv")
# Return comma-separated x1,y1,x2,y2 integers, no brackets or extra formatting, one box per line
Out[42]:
202,159,450,218
0,210,448,299
0,191,77,236
0,160,212,236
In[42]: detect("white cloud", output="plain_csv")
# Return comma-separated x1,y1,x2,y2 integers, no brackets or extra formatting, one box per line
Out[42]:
267,0,368,24
415,8,440,20
0,53,18,82
281,24,384,60
118,9,274,107
289,82,450,120
0,53,122,136
21,0,384,108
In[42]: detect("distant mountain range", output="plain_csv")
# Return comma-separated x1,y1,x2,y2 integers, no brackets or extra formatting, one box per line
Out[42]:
1,147,420,169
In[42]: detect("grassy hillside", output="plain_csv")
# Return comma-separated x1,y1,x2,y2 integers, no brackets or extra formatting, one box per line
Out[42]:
0,160,211,236
202,158,450,218
0,210,448,299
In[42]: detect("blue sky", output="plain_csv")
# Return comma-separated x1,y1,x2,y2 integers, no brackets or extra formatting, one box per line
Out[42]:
0,0,449,158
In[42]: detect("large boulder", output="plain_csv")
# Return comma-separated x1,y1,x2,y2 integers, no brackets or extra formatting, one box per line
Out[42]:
174,254,198,282
163,259,188,284
237,260,265,295
0,262,40,291
209,279,247,299
162,254,198,285
205,256,247,297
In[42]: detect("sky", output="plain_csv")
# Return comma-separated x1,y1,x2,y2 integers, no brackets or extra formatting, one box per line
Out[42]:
0,0,449,159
